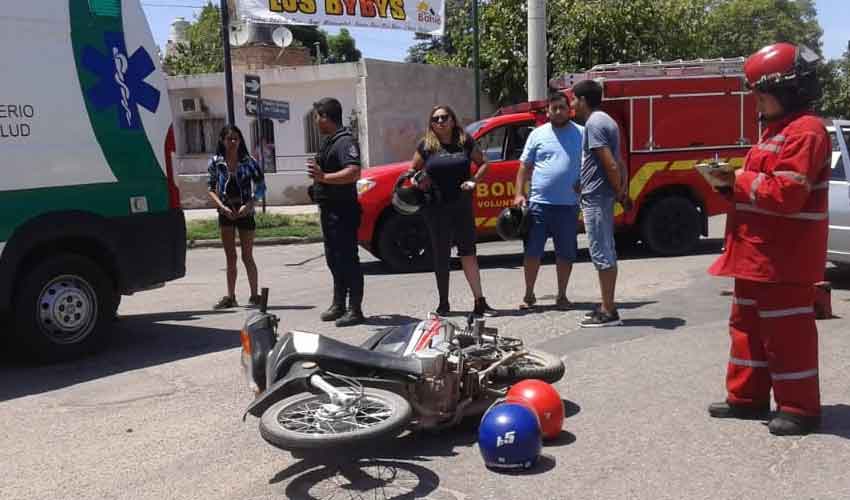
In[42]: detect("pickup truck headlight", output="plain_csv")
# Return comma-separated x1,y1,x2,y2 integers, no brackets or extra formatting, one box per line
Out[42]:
356,178,376,196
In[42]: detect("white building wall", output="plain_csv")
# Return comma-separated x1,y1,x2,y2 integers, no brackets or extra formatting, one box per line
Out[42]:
166,60,491,208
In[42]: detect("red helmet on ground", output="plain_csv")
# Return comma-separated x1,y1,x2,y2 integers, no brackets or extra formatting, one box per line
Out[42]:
743,43,821,102
506,379,564,440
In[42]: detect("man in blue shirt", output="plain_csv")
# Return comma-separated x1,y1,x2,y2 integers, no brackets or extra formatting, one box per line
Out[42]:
514,92,583,310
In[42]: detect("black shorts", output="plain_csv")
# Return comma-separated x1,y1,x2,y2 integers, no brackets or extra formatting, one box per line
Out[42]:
423,193,477,257
218,210,256,231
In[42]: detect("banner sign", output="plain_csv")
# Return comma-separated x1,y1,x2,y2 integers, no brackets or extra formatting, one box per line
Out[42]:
235,0,444,35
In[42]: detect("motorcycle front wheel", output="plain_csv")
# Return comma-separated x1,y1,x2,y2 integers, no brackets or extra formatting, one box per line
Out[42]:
493,349,565,385
259,387,412,450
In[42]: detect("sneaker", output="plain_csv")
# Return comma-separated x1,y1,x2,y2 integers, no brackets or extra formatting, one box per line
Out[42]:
248,294,263,307
436,302,451,316
579,309,622,327
473,297,497,317
320,303,345,322
584,304,601,318
768,412,820,436
335,308,365,327
707,401,770,420
213,295,237,310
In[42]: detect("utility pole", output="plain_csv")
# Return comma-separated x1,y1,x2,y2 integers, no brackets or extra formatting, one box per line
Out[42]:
472,0,480,120
220,0,235,125
527,0,547,101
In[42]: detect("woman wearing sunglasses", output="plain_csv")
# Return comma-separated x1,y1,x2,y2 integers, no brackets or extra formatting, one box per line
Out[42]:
408,105,497,317
207,125,267,309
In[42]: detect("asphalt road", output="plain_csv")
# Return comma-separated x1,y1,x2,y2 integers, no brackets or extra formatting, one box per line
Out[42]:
3,216,850,500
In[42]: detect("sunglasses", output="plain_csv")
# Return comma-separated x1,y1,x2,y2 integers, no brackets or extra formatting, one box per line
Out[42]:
431,114,451,124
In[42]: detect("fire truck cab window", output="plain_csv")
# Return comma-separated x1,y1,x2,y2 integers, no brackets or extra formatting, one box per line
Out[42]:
477,126,508,162
830,129,848,181
506,124,535,161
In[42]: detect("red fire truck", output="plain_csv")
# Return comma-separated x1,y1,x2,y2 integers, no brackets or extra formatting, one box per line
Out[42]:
356,58,760,272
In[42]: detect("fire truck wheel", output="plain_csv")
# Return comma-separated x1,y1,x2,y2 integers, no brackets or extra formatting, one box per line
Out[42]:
640,195,701,256
377,213,434,273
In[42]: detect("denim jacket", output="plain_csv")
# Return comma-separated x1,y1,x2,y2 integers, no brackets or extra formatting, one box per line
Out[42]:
207,155,267,206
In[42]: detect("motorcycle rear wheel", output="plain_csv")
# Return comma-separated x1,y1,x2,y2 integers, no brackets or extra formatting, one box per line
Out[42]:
493,349,565,385
259,387,412,450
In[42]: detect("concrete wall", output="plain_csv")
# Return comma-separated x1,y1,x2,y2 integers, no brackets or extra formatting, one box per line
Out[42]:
362,59,497,168
168,63,362,208
166,60,495,207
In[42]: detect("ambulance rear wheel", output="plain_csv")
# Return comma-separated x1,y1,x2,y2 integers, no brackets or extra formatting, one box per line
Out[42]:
641,196,701,256
377,213,433,273
13,253,115,362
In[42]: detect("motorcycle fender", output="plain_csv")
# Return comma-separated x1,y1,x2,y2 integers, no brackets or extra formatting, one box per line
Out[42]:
243,363,318,420
243,312,277,392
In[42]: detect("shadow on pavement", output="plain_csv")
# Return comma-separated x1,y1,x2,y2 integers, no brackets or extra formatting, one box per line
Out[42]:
360,237,724,277
0,311,248,402
364,314,422,327
272,414,569,498
621,317,687,330
817,404,850,439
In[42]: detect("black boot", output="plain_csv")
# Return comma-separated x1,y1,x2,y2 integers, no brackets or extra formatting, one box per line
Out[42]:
708,401,770,420
320,287,346,322
768,411,820,436
335,307,365,327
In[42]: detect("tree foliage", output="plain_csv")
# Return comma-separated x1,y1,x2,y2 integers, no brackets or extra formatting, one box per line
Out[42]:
164,3,224,75
410,0,844,112
325,28,362,63
163,3,331,75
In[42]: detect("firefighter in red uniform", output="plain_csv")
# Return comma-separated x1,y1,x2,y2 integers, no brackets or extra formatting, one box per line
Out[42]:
707,43,830,436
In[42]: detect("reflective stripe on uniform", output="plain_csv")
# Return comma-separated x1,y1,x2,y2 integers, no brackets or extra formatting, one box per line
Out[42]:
730,357,769,368
774,170,809,185
758,306,815,319
750,173,766,202
734,297,756,306
771,368,818,381
757,143,782,153
735,203,827,221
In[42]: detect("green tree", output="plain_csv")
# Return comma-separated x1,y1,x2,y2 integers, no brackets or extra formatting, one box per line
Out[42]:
325,28,362,63
164,3,330,75
411,0,828,107
820,42,850,119
164,3,224,75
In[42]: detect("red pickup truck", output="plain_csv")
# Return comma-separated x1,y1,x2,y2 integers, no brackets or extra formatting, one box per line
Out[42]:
356,58,759,272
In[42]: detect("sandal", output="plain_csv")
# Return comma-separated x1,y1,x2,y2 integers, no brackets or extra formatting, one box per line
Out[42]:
555,296,572,310
519,294,537,310
214,295,238,309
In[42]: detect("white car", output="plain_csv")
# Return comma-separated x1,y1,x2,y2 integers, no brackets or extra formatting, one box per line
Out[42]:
828,120,850,268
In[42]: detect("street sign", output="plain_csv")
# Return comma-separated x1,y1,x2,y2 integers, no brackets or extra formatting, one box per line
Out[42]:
245,96,258,116
244,74,261,98
260,98,290,122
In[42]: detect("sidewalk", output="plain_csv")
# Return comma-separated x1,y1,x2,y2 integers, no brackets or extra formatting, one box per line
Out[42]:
182,204,318,221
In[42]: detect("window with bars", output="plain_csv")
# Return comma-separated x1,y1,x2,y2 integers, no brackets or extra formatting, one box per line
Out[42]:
182,118,225,155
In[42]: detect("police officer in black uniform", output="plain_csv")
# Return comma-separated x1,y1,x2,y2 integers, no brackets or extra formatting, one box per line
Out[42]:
307,98,366,326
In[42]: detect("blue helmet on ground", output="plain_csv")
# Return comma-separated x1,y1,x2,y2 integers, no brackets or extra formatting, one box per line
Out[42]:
478,402,542,471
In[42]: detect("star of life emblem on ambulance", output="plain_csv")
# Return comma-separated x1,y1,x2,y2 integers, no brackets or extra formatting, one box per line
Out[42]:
81,32,160,130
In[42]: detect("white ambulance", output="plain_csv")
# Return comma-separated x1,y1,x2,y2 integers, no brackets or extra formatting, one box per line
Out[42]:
0,1,186,361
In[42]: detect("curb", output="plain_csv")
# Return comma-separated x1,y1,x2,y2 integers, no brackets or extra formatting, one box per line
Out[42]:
187,236,324,249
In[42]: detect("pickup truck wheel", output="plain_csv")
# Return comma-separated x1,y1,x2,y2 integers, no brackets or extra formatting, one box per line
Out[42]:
377,213,433,273
641,195,701,256
13,254,115,362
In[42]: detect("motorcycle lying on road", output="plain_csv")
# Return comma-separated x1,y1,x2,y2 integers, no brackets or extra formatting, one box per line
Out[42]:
240,289,565,452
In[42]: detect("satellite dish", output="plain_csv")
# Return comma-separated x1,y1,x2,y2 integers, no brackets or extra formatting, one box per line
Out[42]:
272,26,293,48
229,22,254,47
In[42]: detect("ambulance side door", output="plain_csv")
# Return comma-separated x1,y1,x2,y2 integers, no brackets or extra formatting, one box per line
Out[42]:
472,121,536,234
